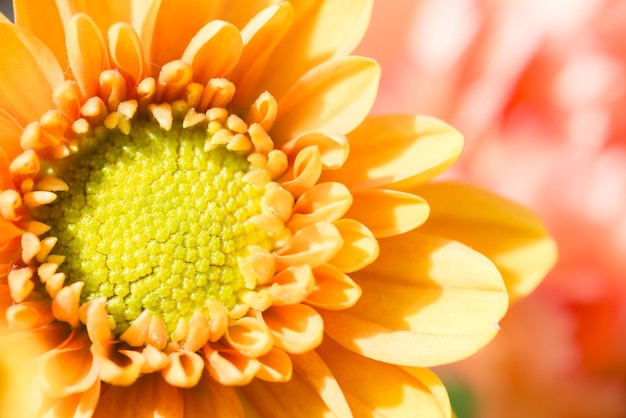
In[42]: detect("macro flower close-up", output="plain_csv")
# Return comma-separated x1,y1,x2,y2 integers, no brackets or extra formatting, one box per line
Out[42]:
0,1,556,417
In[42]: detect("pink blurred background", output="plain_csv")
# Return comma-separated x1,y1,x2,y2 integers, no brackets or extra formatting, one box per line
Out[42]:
356,1,626,417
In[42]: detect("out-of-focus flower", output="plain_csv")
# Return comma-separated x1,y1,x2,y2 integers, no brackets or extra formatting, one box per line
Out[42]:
358,0,626,417
0,1,556,417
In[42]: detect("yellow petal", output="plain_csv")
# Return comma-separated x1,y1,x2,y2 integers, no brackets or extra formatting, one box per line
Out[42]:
0,22,64,127
415,182,558,301
202,345,261,386
140,0,222,71
230,2,294,107
347,188,430,238
279,145,322,198
321,115,463,190
317,337,451,417
181,20,243,85
225,316,274,358
240,349,351,417
94,374,184,418
66,14,110,98
257,0,374,100
271,56,380,146
274,222,342,268
321,232,508,366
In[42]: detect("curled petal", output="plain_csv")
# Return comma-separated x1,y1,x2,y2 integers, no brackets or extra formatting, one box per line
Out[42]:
162,350,204,388
182,310,211,353
91,341,144,386
202,345,261,386
280,145,323,198
255,348,293,382
306,264,362,310
287,182,353,231
66,14,110,98
238,246,276,286
281,131,350,170
141,344,170,374
81,297,113,343
347,188,430,238
321,115,464,190
120,309,152,347
182,21,243,84
108,22,148,89
275,222,343,269
8,266,35,303
5,299,55,330
52,281,84,327
329,219,379,273
261,304,323,354
225,316,274,358
265,264,315,305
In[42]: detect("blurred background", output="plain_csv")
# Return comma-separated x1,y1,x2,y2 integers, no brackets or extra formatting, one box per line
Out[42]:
2,1,625,417
0,0,9,20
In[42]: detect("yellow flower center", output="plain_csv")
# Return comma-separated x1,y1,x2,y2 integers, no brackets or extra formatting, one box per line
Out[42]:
39,120,271,334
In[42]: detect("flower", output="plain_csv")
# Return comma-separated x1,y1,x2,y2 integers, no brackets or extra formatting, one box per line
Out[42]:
0,1,556,416
358,0,626,417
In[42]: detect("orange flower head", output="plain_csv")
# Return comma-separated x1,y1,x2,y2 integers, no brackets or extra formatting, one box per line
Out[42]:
0,1,556,416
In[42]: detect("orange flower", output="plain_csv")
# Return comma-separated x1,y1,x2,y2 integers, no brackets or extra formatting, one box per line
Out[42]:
358,0,626,417
0,1,555,416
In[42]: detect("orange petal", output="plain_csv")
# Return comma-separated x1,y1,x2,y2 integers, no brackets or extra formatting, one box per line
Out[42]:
108,22,149,89
287,182,352,231
346,188,430,238
281,131,350,170
279,145,323,198
329,219,379,273
13,0,67,78
0,108,24,161
91,340,144,386
181,373,245,418
265,264,315,305
140,0,222,71
271,56,380,146
255,0,374,101
255,347,293,382
181,20,243,84
94,374,184,418
321,232,508,366
317,337,452,417
240,349,351,417
82,297,113,343
66,14,110,98
415,181,558,301
38,378,101,418
52,281,84,327
230,2,294,107
274,222,343,269
225,316,274,358
321,115,463,190
261,304,323,354
202,345,261,386
39,332,98,398
0,22,64,127
306,264,362,310
57,0,132,38
162,349,204,388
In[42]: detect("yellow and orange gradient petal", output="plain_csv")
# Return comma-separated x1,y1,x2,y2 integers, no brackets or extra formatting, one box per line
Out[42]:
0,1,557,416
